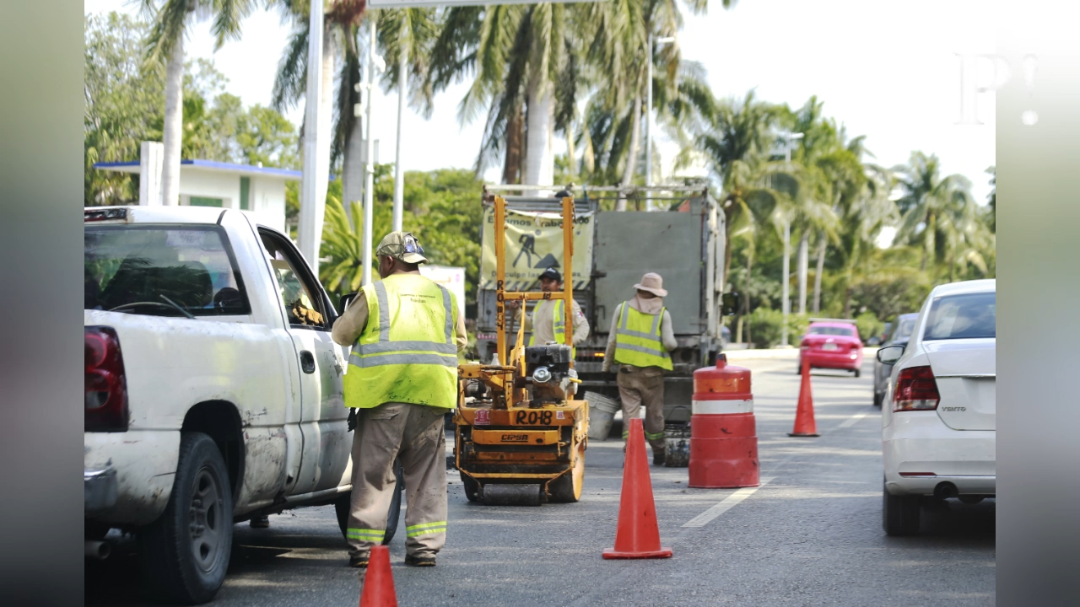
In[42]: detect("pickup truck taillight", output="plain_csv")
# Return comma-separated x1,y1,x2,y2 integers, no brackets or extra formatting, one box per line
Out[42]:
893,365,940,412
85,326,129,432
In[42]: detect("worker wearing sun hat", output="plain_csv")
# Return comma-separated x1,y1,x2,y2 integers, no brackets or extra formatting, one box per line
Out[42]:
602,272,677,465
332,231,467,568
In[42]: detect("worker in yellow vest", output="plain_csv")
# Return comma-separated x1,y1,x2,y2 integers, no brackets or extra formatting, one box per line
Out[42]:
509,267,589,357
331,231,467,569
601,272,677,465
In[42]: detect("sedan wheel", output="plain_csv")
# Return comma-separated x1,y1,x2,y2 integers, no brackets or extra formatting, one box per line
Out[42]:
883,481,921,536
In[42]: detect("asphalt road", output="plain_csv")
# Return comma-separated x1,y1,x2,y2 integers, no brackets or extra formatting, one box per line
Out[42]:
86,353,995,606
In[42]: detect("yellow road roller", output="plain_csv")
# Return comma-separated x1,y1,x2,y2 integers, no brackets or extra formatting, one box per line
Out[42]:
454,193,588,504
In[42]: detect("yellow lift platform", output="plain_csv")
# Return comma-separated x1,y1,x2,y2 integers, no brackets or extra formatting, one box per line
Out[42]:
454,193,589,504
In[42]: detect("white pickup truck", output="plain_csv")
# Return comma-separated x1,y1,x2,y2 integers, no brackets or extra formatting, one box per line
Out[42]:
83,206,401,604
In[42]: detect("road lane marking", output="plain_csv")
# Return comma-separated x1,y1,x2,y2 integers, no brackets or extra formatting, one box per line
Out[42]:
837,411,869,429
681,476,775,528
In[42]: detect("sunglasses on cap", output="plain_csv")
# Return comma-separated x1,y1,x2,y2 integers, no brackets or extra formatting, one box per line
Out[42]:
402,233,424,256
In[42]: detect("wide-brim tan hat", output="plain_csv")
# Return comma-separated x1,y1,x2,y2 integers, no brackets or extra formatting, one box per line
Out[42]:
634,272,667,297
375,231,428,264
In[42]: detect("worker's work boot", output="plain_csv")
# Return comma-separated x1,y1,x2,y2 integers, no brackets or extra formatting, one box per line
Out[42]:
249,514,270,529
405,554,436,567
348,554,369,568
652,450,666,466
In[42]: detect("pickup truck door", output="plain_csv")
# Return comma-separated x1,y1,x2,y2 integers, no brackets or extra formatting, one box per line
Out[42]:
258,228,352,496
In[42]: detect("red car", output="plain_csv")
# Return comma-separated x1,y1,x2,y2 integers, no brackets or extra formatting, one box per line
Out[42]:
798,321,864,377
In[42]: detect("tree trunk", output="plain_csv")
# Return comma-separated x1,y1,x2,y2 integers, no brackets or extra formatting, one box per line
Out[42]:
566,118,575,182
921,210,935,272
524,77,554,191
503,105,524,184
796,230,809,315
812,232,826,313
843,283,852,319
736,246,753,345
616,96,642,211
160,35,184,206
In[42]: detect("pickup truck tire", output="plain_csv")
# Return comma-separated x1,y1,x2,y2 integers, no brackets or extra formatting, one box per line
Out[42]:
335,459,403,545
139,432,233,605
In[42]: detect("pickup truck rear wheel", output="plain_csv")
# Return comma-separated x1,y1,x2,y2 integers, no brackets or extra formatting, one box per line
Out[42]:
139,432,232,605
335,459,403,545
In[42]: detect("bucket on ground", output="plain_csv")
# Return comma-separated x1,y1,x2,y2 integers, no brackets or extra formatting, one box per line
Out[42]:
688,354,760,488
586,392,620,441
663,423,690,467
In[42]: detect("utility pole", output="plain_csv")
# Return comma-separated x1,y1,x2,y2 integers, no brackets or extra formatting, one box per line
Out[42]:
298,0,325,274
362,15,378,287
645,34,675,212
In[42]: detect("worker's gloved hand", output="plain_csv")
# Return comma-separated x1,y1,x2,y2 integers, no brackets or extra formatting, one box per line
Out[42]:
347,408,357,432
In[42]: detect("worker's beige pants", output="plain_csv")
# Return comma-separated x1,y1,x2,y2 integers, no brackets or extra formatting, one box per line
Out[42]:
616,365,667,453
347,402,448,560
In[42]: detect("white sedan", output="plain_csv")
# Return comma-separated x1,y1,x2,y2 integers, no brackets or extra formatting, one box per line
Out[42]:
877,279,996,536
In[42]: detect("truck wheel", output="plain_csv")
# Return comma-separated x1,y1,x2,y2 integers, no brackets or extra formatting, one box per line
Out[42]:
882,481,921,536
873,392,883,407
139,432,232,605
335,459,403,545
548,445,585,503
461,473,481,502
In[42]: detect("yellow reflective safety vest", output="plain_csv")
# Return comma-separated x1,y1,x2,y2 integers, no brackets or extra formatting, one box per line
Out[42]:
527,299,575,358
612,301,673,370
345,274,458,409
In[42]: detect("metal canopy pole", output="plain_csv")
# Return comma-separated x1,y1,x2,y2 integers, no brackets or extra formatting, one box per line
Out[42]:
362,15,377,286
392,35,407,232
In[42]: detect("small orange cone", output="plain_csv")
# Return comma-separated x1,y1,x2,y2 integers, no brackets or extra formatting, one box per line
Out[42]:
603,418,673,559
788,356,820,437
359,545,398,607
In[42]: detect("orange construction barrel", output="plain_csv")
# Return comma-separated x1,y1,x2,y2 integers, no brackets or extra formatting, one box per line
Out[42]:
689,354,760,488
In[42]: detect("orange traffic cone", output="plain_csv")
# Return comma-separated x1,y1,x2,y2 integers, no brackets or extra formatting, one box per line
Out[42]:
359,545,398,607
603,418,673,559
788,356,820,437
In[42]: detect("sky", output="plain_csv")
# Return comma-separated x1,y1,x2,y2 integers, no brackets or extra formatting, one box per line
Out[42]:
84,0,997,208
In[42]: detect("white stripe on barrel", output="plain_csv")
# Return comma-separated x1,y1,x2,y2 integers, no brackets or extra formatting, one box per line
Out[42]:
691,398,754,415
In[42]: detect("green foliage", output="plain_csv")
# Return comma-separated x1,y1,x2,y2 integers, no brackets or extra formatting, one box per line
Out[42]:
85,11,298,206
855,312,884,345
319,168,487,311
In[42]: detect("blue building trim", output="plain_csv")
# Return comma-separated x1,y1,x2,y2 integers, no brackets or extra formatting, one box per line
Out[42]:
93,159,335,181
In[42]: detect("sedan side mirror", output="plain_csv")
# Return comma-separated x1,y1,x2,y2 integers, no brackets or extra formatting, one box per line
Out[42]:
876,345,904,364
721,292,740,316
339,292,358,313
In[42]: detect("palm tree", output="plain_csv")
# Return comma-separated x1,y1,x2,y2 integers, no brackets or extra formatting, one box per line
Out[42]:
892,151,976,272
690,90,791,293
141,0,256,206
271,1,358,218
423,4,583,189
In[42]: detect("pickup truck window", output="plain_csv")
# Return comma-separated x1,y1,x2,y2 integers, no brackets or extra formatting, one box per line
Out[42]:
85,225,251,316
259,230,329,329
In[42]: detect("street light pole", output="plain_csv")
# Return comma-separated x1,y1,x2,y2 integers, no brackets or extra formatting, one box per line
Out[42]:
645,35,675,212
779,131,802,346
298,0,325,273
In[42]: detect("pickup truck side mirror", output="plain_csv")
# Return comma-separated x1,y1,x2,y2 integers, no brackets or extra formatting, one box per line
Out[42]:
876,345,904,364
721,292,740,316
340,292,358,313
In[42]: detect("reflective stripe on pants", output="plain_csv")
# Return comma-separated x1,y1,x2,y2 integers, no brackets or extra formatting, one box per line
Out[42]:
347,402,448,560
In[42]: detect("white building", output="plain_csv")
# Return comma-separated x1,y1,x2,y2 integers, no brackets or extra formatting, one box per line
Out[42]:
94,141,304,233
